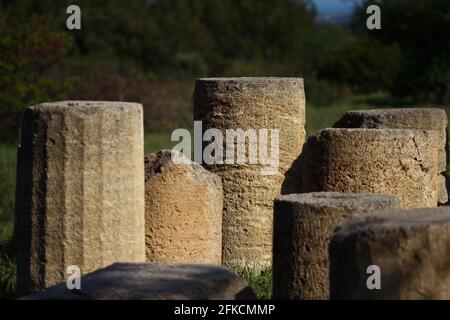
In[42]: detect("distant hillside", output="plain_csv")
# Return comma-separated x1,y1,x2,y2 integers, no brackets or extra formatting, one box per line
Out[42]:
313,0,358,26
315,11,352,26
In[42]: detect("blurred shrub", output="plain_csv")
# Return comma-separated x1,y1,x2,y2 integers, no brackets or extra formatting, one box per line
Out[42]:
1,0,316,77
318,38,402,94
0,241,15,300
353,0,450,103
172,52,208,78
65,60,194,132
1,0,446,126
0,13,72,141
306,78,353,107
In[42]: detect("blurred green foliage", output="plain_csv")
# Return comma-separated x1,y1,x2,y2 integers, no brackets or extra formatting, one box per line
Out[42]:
1,0,317,76
0,141,16,300
350,0,450,103
319,38,402,93
0,0,449,141
0,12,73,140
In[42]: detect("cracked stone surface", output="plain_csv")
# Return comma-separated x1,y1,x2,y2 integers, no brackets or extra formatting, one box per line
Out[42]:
298,128,439,208
194,77,306,270
15,101,145,296
20,263,256,300
330,207,450,300
144,150,223,264
272,192,400,300
334,108,448,205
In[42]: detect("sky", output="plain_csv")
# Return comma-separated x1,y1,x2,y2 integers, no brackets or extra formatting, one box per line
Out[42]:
313,0,359,14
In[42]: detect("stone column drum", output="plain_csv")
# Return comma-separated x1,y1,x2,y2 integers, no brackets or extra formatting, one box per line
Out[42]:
144,150,223,264
194,77,306,270
334,108,448,205
21,263,257,300
15,101,145,295
272,192,400,300
299,128,439,208
330,207,450,300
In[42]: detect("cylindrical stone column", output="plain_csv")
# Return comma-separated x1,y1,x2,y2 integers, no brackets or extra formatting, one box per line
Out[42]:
334,108,448,205
22,263,257,300
15,101,145,295
272,192,400,300
330,207,450,300
299,128,439,208
144,150,223,264
194,77,306,270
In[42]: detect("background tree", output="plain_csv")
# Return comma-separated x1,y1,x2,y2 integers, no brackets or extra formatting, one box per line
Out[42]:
0,12,72,140
352,0,450,103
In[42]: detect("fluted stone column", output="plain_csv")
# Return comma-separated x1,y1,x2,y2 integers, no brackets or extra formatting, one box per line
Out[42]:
272,192,400,300
15,101,145,295
144,150,223,264
334,108,448,205
194,77,306,270
299,128,439,208
330,207,450,300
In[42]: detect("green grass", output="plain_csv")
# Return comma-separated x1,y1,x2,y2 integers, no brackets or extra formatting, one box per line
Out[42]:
234,267,272,299
0,142,16,299
1,102,449,299
144,131,177,154
306,102,377,135
0,241,15,299
0,143,16,242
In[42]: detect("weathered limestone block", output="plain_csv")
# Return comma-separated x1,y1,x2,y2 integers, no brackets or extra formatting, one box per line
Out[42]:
272,192,400,300
194,77,306,270
334,108,448,171
144,150,223,264
21,263,256,300
334,108,448,205
299,128,439,208
330,207,450,300
15,101,145,295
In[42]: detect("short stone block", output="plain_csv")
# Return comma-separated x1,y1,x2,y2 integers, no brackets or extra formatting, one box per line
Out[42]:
20,263,256,300
330,207,450,300
272,192,399,299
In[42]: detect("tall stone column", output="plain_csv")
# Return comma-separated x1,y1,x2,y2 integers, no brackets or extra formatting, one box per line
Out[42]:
194,77,306,270
334,108,448,205
330,207,450,300
272,192,399,300
299,128,439,208
15,101,145,295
